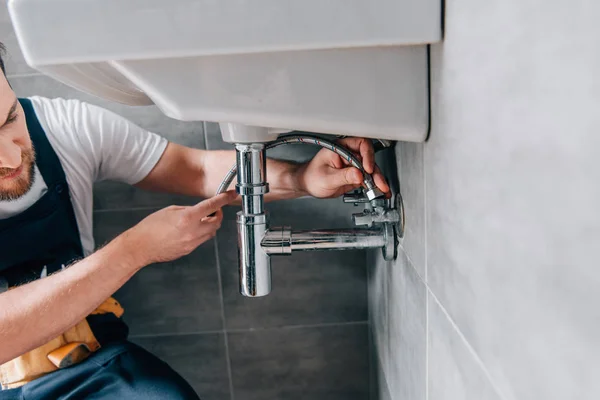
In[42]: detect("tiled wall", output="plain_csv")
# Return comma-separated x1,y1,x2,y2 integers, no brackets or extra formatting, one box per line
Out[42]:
371,1,600,400
2,7,372,399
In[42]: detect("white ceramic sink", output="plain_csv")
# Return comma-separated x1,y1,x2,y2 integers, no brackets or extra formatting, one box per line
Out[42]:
9,0,441,142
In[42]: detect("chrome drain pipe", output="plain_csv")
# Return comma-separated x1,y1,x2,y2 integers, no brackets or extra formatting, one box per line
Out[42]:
227,134,401,298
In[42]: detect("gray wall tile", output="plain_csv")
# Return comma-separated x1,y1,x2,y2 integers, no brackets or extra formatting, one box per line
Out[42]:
94,209,223,335
204,122,231,151
428,294,502,400
369,324,391,400
387,250,426,400
379,381,392,400
367,250,390,384
378,362,392,400
396,142,426,277
133,333,230,400
218,199,367,330
369,249,426,400
369,327,379,400
0,4,36,76
228,324,369,400
424,1,600,397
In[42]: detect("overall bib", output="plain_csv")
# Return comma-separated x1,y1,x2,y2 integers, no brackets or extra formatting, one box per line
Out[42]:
0,99,199,399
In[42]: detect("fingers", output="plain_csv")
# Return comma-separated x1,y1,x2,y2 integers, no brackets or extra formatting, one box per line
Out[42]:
359,139,375,174
337,137,375,174
373,165,390,194
201,208,223,224
189,190,237,219
198,209,223,243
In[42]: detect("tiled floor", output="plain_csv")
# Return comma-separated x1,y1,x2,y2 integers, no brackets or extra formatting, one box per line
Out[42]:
92,194,371,400
91,146,371,400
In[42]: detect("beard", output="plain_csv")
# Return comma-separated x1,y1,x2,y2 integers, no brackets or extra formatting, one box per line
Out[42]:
0,146,37,201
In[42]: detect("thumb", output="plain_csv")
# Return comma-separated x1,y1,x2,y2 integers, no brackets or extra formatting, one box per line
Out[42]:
189,190,237,219
335,167,363,187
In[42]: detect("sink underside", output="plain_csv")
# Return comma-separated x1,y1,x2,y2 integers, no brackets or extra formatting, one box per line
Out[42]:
9,0,440,141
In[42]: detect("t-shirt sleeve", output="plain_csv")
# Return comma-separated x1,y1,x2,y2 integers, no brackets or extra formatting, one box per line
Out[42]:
47,99,168,185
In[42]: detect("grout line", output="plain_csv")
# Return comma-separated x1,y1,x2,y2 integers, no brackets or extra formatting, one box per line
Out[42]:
368,333,375,400
423,51,430,399
214,235,236,400
399,243,426,286
366,252,374,400
129,330,224,339
377,352,393,400
93,206,161,213
6,72,43,79
200,122,208,150
424,268,429,393
202,122,210,150
427,289,509,400
93,205,196,214
226,320,369,334
128,319,370,339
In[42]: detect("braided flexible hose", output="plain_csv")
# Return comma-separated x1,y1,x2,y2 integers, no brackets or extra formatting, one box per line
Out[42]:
216,134,379,196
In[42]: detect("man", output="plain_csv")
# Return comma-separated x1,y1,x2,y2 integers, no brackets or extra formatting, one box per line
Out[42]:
0,42,389,399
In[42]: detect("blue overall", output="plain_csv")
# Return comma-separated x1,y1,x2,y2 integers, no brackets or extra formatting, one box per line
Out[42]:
0,99,200,400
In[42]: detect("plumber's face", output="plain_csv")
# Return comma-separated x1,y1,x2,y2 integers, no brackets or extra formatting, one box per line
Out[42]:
0,72,36,201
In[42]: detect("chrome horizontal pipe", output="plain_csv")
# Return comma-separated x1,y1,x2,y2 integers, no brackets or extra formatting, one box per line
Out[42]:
262,227,386,255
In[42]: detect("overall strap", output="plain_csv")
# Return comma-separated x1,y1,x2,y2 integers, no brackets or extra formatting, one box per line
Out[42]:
19,98,67,187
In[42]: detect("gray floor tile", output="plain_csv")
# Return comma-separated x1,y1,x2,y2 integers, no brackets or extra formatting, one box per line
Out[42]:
93,209,223,335
428,294,502,400
218,199,367,330
132,333,230,400
228,324,369,400
93,181,199,211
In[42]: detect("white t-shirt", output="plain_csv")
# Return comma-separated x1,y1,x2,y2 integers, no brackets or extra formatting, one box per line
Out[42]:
0,96,168,256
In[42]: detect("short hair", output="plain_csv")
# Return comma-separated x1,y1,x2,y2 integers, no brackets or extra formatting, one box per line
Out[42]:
0,42,5,75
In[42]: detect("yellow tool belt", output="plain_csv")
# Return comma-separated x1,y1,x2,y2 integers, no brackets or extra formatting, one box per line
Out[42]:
0,297,124,390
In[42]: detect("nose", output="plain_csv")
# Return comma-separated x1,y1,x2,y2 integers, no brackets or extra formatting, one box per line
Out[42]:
0,137,23,169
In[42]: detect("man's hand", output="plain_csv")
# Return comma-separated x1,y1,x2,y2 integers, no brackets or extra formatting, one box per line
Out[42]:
295,137,390,199
124,191,237,265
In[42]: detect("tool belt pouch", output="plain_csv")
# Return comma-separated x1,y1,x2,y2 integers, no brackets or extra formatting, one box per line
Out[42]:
0,297,124,390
